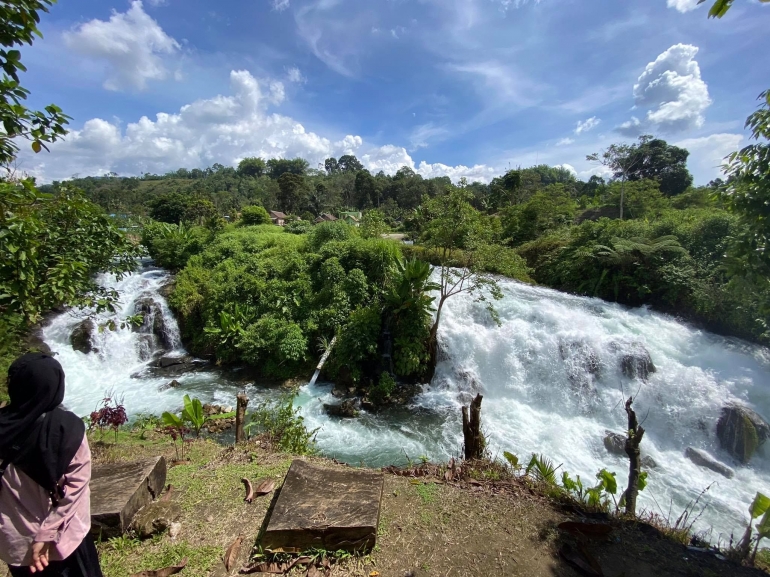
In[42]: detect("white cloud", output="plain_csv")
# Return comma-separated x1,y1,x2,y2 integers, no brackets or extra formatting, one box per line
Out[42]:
619,44,711,135
63,1,180,91
22,70,497,184
556,137,574,146
147,0,167,6
286,67,305,83
495,0,543,11
667,0,701,13
273,0,290,11
575,116,601,135
557,163,577,175
674,133,743,183
409,123,450,149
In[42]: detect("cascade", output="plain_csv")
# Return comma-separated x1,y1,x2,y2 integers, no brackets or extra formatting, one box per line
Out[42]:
43,263,770,539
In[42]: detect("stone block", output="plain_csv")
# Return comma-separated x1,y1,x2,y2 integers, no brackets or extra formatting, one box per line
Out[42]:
90,457,166,538
261,460,383,552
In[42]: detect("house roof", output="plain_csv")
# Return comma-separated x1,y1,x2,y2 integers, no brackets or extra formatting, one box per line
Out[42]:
269,211,287,219
315,213,337,223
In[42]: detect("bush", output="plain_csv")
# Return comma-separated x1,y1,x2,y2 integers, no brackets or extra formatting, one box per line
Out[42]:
248,393,317,454
141,221,211,270
240,205,272,226
308,221,356,251
285,219,313,235
370,372,396,404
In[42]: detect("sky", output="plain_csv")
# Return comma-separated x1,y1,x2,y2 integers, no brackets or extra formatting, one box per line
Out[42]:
14,0,770,184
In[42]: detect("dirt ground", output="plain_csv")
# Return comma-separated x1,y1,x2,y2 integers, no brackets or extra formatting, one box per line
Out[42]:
2,433,768,577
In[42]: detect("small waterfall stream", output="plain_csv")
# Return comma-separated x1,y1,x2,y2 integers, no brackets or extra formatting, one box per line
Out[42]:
43,261,770,540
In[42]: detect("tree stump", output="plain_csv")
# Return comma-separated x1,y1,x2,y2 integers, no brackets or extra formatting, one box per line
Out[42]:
462,394,485,460
624,397,645,516
235,394,249,444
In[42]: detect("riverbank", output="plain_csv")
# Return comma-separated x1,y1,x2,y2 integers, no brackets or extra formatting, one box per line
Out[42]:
8,426,761,577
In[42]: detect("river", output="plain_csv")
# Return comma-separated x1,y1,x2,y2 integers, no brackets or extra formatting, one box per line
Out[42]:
42,261,770,541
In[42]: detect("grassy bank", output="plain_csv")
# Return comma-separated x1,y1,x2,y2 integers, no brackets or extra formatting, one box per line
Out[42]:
6,423,757,577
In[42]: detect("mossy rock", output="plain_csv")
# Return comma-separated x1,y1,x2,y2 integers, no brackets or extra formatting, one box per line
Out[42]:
717,405,763,464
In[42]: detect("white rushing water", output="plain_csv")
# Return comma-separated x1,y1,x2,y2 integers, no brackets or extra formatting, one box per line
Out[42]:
44,263,770,541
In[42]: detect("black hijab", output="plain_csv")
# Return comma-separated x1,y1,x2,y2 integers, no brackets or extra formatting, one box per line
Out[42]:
0,353,85,505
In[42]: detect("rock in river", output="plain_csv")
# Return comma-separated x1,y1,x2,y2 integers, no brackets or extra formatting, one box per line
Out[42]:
603,431,626,456
324,398,360,418
684,447,735,479
716,404,770,464
70,319,96,354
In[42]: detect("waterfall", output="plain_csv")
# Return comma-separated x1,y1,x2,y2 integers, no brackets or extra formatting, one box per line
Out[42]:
43,264,770,540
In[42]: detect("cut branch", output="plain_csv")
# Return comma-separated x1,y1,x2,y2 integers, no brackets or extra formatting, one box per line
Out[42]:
462,394,485,460
624,397,645,516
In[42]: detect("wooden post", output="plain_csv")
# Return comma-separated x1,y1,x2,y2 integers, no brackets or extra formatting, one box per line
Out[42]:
235,394,249,444
462,394,485,460
624,397,645,516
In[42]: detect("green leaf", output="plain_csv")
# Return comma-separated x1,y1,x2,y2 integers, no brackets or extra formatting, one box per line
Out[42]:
750,492,770,519
162,411,183,428
31,140,41,153
503,451,519,468
596,469,617,495
758,509,770,540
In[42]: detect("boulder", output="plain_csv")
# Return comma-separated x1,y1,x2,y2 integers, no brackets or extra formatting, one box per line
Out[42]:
603,431,626,456
717,404,770,463
131,501,182,539
324,399,360,418
158,379,181,392
70,319,96,354
641,456,658,470
133,296,172,349
611,341,656,380
159,355,191,368
684,447,735,479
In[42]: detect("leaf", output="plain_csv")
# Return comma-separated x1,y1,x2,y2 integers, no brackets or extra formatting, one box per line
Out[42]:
254,479,276,497
757,509,770,540
224,534,244,572
749,492,770,519
596,469,617,495
130,557,188,577
160,484,174,502
242,478,254,503
503,451,519,468
31,140,41,153
637,471,648,492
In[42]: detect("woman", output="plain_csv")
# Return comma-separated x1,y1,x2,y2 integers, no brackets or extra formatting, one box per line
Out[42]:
0,353,102,576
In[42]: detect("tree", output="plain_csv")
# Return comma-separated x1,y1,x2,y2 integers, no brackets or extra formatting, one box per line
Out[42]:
267,158,309,179
719,90,770,279
148,193,189,223
240,205,271,226
276,173,307,214
587,141,645,220
419,188,503,376
624,137,693,196
337,154,364,174
324,157,339,175
238,157,266,177
360,209,389,239
354,170,378,208
0,0,70,165
183,198,217,224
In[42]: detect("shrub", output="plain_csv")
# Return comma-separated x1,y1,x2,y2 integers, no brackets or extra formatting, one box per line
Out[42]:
308,221,355,251
370,372,396,404
285,219,313,235
240,205,272,226
248,392,317,454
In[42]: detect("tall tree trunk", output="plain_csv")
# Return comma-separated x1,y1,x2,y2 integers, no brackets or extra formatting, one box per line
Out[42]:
624,397,645,516
462,394,485,460
235,393,249,444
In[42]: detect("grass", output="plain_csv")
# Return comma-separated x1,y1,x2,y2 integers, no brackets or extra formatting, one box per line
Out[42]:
414,481,438,504
99,538,220,577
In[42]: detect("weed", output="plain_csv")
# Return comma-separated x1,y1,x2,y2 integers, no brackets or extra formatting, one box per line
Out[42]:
415,482,438,504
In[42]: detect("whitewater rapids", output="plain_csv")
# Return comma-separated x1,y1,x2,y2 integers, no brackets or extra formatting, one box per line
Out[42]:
42,263,770,540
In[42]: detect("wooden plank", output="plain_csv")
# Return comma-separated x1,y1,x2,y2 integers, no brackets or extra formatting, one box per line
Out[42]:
261,460,384,552
90,456,166,538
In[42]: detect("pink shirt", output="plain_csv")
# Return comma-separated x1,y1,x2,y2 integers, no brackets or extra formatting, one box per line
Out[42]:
0,436,92,567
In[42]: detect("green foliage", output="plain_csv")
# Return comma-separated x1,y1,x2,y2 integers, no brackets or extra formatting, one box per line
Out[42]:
238,157,266,177
370,372,396,404
501,186,577,246
248,392,317,454
284,219,313,234
0,182,140,323
697,0,770,18
0,0,70,164
561,468,620,511
503,451,519,469
182,394,205,438
526,453,558,485
240,205,272,226
360,209,389,239
141,221,210,270
308,220,355,251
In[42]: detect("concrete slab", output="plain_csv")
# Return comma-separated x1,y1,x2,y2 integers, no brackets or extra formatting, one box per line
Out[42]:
261,460,384,552
90,456,166,538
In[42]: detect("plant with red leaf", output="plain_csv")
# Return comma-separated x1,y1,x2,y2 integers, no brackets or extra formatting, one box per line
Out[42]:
89,392,128,443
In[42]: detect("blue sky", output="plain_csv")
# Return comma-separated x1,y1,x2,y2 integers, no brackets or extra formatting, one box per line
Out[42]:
16,0,770,184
